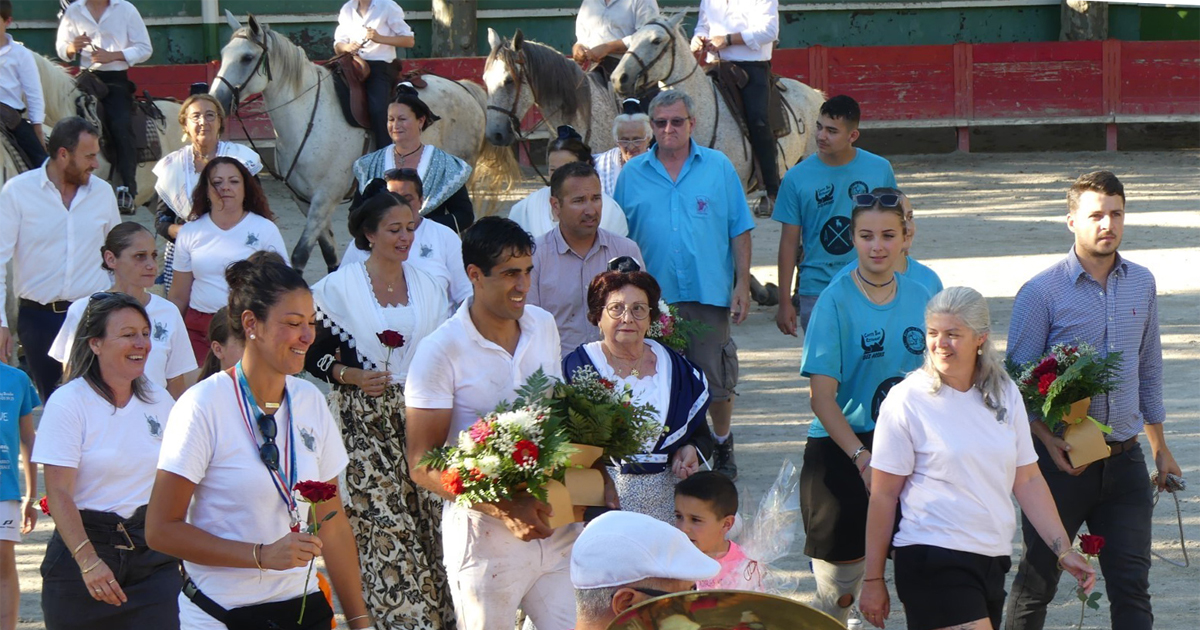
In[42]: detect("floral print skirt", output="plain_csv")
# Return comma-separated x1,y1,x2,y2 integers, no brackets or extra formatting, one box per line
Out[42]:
329,385,457,630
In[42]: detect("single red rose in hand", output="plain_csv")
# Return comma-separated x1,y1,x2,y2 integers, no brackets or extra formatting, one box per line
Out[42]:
39,495,50,515
294,480,338,503
512,439,540,466
442,469,464,495
377,330,406,348
1037,372,1057,396
1079,534,1105,556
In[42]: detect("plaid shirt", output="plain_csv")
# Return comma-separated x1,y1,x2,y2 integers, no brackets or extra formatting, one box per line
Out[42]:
1007,247,1164,442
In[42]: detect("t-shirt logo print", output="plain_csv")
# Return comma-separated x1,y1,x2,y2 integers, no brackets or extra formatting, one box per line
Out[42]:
146,414,162,438
814,183,835,208
848,181,869,198
245,232,260,247
153,321,168,341
695,196,709,216
420,244,433,258
871,376,905,421
820,216,854,255
902,326,926,355
861,328,885,360
299,426,316,452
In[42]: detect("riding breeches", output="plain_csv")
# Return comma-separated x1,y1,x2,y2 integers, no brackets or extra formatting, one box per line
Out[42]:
365,60,394,149
733,60,779,198
94,70,137,196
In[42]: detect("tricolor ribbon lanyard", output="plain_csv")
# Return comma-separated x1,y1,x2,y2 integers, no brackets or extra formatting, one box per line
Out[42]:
233,362,301,531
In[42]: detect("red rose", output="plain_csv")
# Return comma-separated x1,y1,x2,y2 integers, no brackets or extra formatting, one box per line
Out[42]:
512,439,540,466
39,495,50,515
1079,534,1105,556
599,378,615,390
376,330,406,348
294,480,338,503
442,469,464,495
1037,372,1057,396
1033,356,1058,377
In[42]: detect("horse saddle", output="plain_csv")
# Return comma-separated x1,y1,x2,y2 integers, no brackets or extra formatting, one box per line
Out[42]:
73,71,165,165
328,53,372,130
706,62,790,140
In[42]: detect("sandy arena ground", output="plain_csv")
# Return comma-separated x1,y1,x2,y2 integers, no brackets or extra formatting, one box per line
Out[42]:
10,149,1199,629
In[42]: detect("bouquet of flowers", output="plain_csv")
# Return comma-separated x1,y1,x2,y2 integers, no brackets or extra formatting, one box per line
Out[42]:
418,372,576,507
647,299,708,354
540,365,662,463
1007,342,1121,433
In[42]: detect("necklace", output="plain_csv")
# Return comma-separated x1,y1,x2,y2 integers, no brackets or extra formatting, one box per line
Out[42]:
605,344,646,378
393,143,423,168
856,269,895,288
366,261,404,297
854,270,897,305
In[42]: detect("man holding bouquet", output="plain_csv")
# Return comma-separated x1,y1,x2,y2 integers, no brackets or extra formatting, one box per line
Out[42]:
1004,171,1180,629
406,217,578,630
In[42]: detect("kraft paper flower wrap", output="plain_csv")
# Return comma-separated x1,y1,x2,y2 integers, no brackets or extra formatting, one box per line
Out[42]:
293,481,338,623
1008,342,1122,468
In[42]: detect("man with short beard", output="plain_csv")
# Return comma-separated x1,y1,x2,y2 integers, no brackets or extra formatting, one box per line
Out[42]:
0,117,120,400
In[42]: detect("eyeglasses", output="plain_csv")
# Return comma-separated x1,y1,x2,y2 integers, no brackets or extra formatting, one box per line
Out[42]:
605,302,650,320
632,587,671,599
854,193,902,209
384,167,419,179
651,117,689,130
607,255,641,273
258,413,281,471
617,137,649,147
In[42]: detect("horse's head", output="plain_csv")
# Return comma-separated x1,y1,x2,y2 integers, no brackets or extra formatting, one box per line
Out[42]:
211,12,273,115
613,12,687,99
482,28,535,147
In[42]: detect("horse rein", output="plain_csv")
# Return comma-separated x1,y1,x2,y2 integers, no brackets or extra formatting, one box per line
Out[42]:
484,49,551,186
213,31,272,116
622,21,699,95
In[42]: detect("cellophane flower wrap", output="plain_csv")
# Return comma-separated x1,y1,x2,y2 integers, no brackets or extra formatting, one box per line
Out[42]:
729,459,802,595
419,369,576,507
548,365,661,464
1006,342,1121,433
647,299,708,353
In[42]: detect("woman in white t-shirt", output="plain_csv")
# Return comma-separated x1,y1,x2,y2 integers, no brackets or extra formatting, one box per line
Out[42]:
860,287,1096,630
32,293,181,629
50,224,196,399
167,157,287,366
305,191,454,628
508,125,628,238
147,252,372,630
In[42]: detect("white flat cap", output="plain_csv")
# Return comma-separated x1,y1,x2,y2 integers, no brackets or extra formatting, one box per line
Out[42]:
571,510,721,589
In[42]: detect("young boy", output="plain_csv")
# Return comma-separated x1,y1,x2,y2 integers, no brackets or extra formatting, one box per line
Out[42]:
674,471,764,592
0,0,48,167
0,361,40,630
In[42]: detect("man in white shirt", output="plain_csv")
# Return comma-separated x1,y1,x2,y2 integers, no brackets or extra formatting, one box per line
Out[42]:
573,0,661,77
56,0,152,212
692,0,781,212
0,1,48,166
334,0,415,148
406,217,577,630
0,117,120,400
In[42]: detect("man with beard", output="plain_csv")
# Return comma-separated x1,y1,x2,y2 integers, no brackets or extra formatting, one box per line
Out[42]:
0,117,120,400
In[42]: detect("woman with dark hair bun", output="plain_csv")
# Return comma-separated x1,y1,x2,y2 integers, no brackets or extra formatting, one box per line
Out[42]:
148,251,372,630
50,223,196,399
561,267,712,523
32,292,182,629
168,157,288,366
198,307,242,381
509,124,628,238
305,191,455,629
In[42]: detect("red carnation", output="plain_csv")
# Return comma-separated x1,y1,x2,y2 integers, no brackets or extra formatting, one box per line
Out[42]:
599,378,616,390
1033,356,1059,377
376,330,405,348
294,480,338,503
39,495,50,515
512,439,540,466
442,469,464,495
1037,372,1057,396
1079,534,1105,556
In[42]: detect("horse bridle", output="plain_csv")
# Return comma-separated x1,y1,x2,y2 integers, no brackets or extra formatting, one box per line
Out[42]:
485,49,527,135
213,30,272,116
622,21,699,94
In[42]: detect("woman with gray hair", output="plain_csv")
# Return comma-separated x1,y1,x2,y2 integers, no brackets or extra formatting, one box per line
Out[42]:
593,98,652,196
860,287,1095,630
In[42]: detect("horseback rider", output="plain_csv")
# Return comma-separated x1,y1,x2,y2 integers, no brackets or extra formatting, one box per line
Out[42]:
333,0,416,149
56,0,152,214
573,0,661,79
691,0,780,214
0,0,47,167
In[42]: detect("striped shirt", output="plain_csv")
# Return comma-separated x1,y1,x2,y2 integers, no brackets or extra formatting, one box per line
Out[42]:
1007,247,1164,441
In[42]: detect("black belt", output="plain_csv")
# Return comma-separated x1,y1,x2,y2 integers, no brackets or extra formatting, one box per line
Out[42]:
19,298,72,313
183,576,230,622
1106,436,1138,458
79,505,148,549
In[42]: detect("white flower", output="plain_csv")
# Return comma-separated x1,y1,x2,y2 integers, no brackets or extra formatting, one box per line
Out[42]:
658,298,670,314
457,431,478,453
478,455,502,475
462,457,479,471
496,408,541,433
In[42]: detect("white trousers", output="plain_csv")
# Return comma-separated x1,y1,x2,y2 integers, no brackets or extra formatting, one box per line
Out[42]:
442,503,580,630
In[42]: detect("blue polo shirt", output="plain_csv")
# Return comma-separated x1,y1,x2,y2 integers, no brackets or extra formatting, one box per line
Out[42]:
832,256,944,296
0,363,40,501
773,148,897,296
614,141,755,308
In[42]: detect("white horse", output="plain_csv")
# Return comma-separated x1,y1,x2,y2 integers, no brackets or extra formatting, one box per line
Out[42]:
33,53,186,207
612,13,823,206
213,13,517,272
483,28,620,153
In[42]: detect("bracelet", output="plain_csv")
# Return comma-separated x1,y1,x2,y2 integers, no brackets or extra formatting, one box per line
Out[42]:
346,614,371,623
864,577,885,582
851,446,868,464
337,365,350,385
71,538,93,558
1055,548,1076,569
80,558,103,574
253,543,265,571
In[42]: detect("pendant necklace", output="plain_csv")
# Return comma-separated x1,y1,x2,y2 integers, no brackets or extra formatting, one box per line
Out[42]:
394,143,423,168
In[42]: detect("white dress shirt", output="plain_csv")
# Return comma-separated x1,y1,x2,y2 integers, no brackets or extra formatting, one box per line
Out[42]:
576,0,662,52
0,165,121,327
334,0,414,62
695,0,779,63
56,0,152,70
0,35,45,124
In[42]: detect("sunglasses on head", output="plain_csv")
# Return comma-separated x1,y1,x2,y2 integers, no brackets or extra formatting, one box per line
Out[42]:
384,167,419,179
607,255,641,273
854,193,902,209
83,291,121,328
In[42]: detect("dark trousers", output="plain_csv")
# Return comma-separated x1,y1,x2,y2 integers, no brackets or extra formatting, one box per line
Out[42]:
11,119,48,166
95,70,137,196
16,304,67,402
733,60,779,198
365,59,394,149
1005,440,1154,630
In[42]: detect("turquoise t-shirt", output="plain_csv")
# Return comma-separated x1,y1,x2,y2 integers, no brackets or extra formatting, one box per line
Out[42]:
831,256,945,296
800,273,932,438
0,363,40,501
772,148,897,296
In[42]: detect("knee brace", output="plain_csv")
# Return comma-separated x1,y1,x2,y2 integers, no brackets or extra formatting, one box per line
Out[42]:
811,558,865,625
